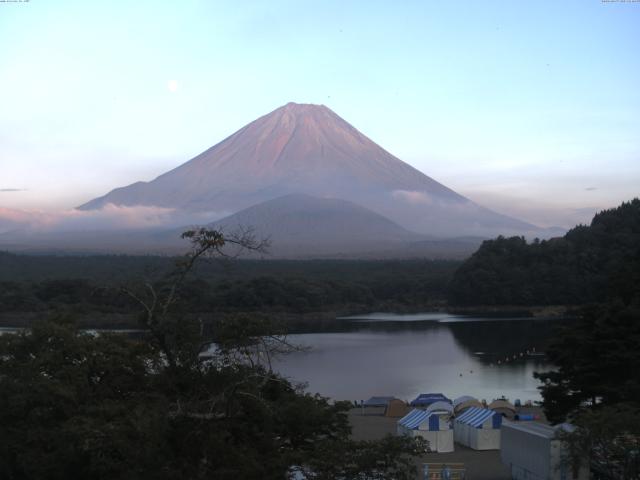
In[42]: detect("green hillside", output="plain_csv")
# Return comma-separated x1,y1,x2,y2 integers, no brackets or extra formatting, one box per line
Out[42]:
449,199,640,306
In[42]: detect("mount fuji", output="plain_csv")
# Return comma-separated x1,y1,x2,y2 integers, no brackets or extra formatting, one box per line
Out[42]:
80,102,540,239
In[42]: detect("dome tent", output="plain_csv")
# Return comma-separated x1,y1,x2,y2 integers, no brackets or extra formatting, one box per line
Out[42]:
426,401,454,416
488,399,516,419
453,395,483,415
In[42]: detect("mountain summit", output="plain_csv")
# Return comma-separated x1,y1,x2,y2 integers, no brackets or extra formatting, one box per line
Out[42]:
80,102,537,237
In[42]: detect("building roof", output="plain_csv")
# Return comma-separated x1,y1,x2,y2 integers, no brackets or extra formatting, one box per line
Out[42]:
455,407,502,428
501,420,560,439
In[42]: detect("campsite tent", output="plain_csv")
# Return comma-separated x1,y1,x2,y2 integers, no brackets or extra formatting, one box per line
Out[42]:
453,407,501,450
360,397,396,415
363,396,395,407
488,399,516,419
410,393,451,408
453,395,475,407
426,401,454,416
500,421,589,480
453,396,483,415
453,395,475,406
385,399,410,418
397,409,454,453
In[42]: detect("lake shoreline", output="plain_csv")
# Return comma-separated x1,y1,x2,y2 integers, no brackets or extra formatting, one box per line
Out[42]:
0,304,576,332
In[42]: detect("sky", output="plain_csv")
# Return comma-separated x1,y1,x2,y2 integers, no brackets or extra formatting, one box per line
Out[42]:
0,0,638,228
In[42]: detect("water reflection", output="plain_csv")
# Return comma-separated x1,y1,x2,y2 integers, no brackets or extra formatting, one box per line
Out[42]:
273,314,564,403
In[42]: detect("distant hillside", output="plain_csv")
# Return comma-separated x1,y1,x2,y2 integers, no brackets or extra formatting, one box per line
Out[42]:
449,199,640,306
207,194,421,257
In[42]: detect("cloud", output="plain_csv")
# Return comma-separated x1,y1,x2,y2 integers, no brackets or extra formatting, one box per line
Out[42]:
391,190,434,205
391,189,481,213
0,203,228,234
585,187,597,191
0,188,26,192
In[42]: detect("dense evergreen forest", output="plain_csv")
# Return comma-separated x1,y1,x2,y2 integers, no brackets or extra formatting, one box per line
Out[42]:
449,199,640,306
0,255,459,326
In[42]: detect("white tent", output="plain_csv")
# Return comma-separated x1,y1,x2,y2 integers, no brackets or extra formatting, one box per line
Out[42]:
500,421,589,480
426,401,454,416
453,407,501,450
453,395,483,415
397,409,454,453
453,395,475,406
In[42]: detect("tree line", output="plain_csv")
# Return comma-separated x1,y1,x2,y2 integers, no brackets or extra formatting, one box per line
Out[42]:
0,259,458,319
449,199,640,306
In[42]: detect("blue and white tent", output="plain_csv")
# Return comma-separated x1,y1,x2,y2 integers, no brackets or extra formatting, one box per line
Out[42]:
454,407,502,450
397,409,454,453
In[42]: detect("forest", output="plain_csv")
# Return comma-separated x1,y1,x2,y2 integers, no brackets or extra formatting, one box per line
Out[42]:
0,255,459,330
449,199,640,306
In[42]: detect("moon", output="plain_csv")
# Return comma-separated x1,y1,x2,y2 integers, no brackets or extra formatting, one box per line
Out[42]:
167,80,178,92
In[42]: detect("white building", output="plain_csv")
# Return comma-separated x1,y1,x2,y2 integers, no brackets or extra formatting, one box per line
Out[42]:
500,421,589,480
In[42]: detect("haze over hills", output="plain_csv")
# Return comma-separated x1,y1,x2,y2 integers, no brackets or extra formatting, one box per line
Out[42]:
196,194,471,258
0,194,481,258
212,194,418,244
80,102,542,239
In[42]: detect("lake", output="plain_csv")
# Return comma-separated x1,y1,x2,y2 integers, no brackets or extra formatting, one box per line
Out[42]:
272,312,561,404
1,312,562,405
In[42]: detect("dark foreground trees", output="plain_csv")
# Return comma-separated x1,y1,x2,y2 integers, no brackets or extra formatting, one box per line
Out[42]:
0,229,423,479
534,297,640,478
535,301,640,424
0,318,422,480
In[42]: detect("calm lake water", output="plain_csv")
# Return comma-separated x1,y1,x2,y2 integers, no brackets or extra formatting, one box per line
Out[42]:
272,312,561,404
1,313,562,405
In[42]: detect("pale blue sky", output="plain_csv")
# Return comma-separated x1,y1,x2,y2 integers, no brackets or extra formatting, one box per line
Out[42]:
1,0,638,227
